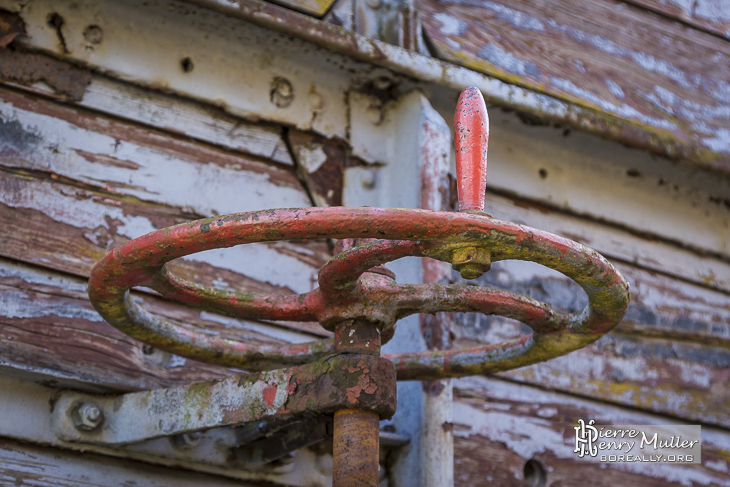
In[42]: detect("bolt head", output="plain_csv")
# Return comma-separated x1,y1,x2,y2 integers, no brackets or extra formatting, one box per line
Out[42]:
451,247,491,280
72,402,103,431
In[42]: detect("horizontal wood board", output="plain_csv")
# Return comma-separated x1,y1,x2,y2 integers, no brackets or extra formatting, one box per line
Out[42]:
0,437,262,487
451,376,730,487
625,0,730,39
417,0,730,171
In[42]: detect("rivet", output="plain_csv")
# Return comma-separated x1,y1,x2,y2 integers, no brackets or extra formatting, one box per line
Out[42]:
83,25,103,44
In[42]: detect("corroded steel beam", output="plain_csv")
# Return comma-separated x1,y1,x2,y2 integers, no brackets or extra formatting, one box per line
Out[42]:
51,354,396,445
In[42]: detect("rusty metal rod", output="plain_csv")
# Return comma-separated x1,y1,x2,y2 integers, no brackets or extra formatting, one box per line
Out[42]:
332,318,383,487
333,409,380,487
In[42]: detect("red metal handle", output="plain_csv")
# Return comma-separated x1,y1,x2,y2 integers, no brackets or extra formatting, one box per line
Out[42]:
454,87,489,212
86,87,630,380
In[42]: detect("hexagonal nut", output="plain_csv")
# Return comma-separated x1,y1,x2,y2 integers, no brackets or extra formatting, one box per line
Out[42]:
451,247,491,280
72,402,103,431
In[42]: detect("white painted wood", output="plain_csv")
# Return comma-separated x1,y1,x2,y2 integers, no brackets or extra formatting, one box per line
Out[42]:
484,192,730,294
483,114,730,259
453,375,730,486
80,76,295,166
0,95,320,292
4,0,397,139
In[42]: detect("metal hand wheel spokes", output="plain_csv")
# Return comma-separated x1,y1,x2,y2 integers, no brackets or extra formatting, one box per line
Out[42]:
87,86,630,486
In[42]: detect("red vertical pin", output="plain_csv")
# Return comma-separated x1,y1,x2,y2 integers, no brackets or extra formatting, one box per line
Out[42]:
454,87,489,212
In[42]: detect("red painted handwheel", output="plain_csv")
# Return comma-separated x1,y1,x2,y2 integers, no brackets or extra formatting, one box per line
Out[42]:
88,88,630,380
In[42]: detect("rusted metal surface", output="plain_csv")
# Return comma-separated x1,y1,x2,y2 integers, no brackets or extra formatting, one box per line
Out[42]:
333,409,380,487
87,204,630,374
0,49,91,100
51,354,396,445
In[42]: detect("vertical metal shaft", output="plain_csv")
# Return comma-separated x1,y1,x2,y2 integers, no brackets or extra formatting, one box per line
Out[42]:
332,318,382,487
333,409,380,487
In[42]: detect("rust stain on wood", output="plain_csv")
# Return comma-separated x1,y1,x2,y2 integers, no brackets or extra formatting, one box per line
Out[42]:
0,9,25,47
418,0,730,170
0,49,91,100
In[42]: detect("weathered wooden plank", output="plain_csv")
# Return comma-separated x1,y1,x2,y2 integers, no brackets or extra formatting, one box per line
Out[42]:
624,0,730,40
0,437,261,487
0,258,323,391
0,85,307,217
483,191,730,294
0,49,293,165
451,376,730,487
0,85,331,294
418,0,730,169
79,76,294,166
4,0,353,139
453,256,730,427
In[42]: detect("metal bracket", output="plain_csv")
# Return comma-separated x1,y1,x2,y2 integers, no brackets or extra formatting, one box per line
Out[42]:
51,354,396,446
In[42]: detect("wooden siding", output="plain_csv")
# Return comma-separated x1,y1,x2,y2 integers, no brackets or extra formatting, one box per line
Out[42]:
417,0,730,172
0,81,333,391
451,376,730,487
1,1,730,485
0,437,260,487
625,0,730,39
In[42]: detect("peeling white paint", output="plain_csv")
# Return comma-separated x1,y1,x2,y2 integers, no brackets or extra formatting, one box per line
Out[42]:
446,0,544,31
296,143,328,174
0,101,312,216
0,259,87,293
432,12,467,36
478,44,539,78
453,401,571,459
675,360,711,388
702,127,730,153
0,289,103,322
549,77,676,130
0,176,158,241
605,78,624,98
